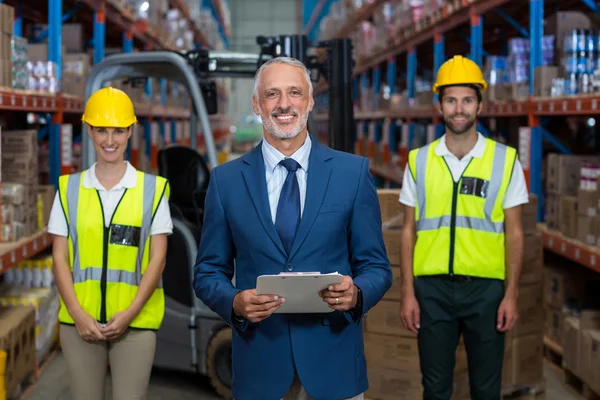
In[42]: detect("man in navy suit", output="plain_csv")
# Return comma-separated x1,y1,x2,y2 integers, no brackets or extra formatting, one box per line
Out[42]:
193,56,392,400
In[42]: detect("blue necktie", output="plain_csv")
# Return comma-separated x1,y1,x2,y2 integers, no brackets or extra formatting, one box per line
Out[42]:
275,158,301,254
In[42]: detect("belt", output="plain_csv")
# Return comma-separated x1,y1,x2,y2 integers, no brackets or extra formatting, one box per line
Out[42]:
420,274,478,282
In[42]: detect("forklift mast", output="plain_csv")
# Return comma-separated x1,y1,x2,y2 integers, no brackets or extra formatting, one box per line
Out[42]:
81,34,356,170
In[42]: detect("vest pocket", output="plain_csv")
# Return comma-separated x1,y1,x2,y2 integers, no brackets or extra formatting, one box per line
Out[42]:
110,224,141,247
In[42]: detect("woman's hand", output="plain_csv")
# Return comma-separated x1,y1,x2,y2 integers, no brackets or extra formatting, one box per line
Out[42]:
72,309,106,342
102,309,137,341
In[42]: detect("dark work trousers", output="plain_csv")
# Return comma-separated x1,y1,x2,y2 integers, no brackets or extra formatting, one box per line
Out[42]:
414,275,505,400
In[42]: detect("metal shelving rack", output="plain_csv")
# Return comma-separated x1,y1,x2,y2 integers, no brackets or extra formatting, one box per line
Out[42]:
313,0,600,276
0,0,231,275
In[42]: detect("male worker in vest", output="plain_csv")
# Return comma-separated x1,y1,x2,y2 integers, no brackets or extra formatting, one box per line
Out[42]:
399,55,529,400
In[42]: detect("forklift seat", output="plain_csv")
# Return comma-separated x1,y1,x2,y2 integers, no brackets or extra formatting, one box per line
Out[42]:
158,145,210,227
157,146,210,308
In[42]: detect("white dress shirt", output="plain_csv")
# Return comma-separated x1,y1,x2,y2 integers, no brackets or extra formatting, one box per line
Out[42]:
48,161,173,236
262,134,312,223
399,133,529,209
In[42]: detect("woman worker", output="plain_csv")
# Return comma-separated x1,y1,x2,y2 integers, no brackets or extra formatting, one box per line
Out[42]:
48,87,173,400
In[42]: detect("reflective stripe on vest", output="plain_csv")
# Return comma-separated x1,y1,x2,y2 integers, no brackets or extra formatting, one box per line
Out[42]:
415,141,507,234
65,172,160,287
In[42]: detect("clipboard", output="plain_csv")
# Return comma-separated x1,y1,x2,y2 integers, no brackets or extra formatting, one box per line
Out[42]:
256,272,343,313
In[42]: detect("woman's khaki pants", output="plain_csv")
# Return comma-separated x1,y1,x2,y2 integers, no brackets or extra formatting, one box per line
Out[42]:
60,324,156,400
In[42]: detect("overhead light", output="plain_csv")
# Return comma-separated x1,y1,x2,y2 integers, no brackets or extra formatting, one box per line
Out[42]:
588,117,596,127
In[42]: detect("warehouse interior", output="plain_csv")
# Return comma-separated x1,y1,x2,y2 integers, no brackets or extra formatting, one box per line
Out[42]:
0,0,598,399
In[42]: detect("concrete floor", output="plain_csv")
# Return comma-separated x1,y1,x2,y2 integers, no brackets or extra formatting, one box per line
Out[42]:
24,352,576,400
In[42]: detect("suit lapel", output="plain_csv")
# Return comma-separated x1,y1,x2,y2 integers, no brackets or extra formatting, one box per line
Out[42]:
241,144,286,256
288,139,332,260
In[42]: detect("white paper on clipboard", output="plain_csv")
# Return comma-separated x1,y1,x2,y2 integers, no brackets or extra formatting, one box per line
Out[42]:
256,272,343,313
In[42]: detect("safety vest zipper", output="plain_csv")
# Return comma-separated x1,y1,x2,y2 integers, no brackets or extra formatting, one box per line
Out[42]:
96,189,127,325
448,181,459,276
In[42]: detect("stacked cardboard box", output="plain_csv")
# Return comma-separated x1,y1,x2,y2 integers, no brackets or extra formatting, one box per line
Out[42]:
1,130,39,238
498,195,545,391
0,286,59,363
0,3,14,88
0,305,35,395
545,154,600,236
563,311,600,394
368,189,469,399
36,185,55,229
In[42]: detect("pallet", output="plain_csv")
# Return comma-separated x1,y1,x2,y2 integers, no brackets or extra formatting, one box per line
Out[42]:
9,343,60,400
564,369,600,400
502,381,545,399
543,335,564,370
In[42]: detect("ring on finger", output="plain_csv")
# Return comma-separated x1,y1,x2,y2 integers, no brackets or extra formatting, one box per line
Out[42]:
335,297,339,304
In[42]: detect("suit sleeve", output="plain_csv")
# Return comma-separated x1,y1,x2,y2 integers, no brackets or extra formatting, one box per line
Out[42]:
193,167,247,331
345,158,393,323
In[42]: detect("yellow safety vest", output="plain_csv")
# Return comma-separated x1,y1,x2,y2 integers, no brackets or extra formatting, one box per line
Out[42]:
408,137,516,280
57,170,169,330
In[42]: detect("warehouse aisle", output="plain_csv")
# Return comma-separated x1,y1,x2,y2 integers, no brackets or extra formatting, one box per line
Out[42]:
26,351,575,400
26,352,220,400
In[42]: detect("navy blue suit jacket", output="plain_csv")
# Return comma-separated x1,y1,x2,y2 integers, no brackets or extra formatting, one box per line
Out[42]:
193,137,392,400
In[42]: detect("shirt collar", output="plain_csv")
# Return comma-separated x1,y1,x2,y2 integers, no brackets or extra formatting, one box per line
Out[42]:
83,161,138,191
262,134,312,173
435,132,486,159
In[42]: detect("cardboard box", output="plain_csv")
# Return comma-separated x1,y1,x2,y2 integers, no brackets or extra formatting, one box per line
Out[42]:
377,189,403,226
544,304,566,346
508,333,544,387
383,228,401,266
37,185,55,227
522,194,538,235
577,215,596,246
383,267,401,301
0,305,36,394
544,264,585,309
366,367,422,400
545,193,560,229
564,311,600,379
534,66,559,97
546,154,600,195
364,333,420,374
559,195,578,238
577,188,598,218
365,299,416,338
522,232,543,284
587,330,600,394
513,283,544,338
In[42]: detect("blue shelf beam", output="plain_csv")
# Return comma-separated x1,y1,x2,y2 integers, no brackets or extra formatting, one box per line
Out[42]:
13,2,22,37
123,30,133,53
407,47,416,100
581,0,600,14
202,0,230,49
434,31,445,104
387,59,396,95
494,7,529,37
470,13,483,68
303,0,331,42
33,2,84,42
530,0,544,221
94,4,106,64
541,128,572,155
459,32,490,58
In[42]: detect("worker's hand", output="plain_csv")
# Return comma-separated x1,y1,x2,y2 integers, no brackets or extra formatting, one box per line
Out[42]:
102,309,136,341
400,293,420,334
72,309,106,342
233,289,285,323
319,276,358,311
497,296,518,332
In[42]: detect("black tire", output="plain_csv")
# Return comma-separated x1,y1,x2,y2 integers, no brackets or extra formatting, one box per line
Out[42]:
206,327,233,399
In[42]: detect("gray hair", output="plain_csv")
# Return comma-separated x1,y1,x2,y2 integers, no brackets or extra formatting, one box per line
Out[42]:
253,56,313,98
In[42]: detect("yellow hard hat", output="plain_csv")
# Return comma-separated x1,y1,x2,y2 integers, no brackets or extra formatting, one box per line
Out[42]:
432,55,488,94
81,87,137,128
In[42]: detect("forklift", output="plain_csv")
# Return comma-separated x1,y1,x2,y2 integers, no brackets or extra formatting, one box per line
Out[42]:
81,34,355,399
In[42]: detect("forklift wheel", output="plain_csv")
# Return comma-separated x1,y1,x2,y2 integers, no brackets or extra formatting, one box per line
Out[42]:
206,327,233,399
